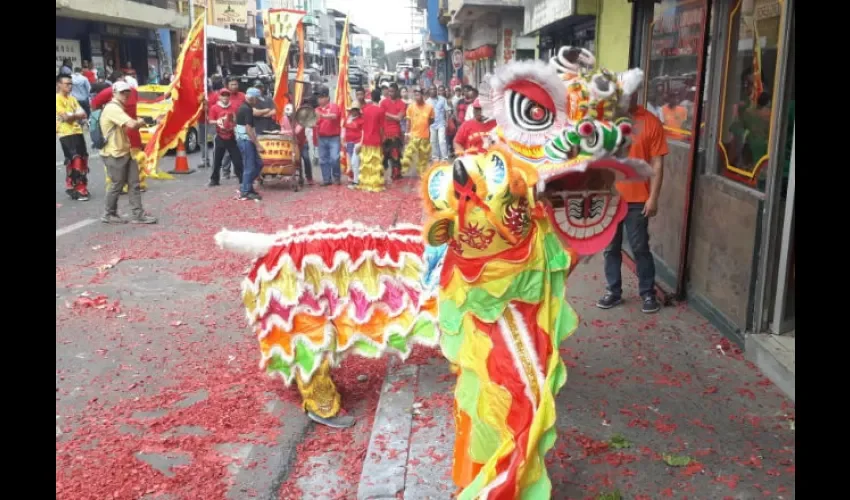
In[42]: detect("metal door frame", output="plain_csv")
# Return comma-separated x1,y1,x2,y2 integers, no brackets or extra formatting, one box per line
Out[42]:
770,124,794,334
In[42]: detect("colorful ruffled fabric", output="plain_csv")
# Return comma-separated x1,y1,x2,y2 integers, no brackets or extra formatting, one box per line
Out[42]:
439,217,579,500
237,221,440,385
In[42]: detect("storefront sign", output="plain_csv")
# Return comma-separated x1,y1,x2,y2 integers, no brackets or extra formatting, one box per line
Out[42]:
101,24,145,38
524,0,575,34
502,28,515,64
213,0,249,26
452,49,463,70
56,38,81,73
755,0,781,20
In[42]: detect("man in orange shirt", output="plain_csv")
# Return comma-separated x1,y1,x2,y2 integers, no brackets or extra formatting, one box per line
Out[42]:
400,88,434,176
597,91,668,314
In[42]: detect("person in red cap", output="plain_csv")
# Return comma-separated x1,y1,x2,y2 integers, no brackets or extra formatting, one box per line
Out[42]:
453,98,496,155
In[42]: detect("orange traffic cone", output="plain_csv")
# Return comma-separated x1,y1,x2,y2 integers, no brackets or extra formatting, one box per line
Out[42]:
168,139,195,175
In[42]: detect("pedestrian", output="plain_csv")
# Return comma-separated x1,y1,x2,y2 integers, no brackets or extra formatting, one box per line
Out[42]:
380,82,390,102
453,98,496,154
401,87,434,176
59,58,73,76
99,81,156,224
56,73,90,201
123,61,137,79
355,86,367,108
81,60,96,84
294,121,315,186
251,81,278,133
91,73,149,192
314,87,342,186
400,86,411,137
213,78,247,178
208,89,244,187
455,86,474,125
380,83,406,180
426,86,449,161
451,85,463,110
404,67,411,86
235,87,266,201
597,89,667,314
463,87,479,122
343,102,364,187
355,88,386,192
71,67,92,119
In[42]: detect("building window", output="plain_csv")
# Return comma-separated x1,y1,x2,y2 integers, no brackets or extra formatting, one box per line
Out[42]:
716,0,785,188
644,0,708,144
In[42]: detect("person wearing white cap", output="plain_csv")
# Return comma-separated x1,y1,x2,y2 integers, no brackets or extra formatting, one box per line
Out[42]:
99,81,157,224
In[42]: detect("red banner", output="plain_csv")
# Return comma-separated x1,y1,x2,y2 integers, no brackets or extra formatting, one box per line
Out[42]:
143,15,206,174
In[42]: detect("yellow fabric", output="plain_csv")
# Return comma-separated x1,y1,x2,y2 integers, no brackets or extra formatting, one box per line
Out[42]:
100,101,133,158
402,137,431,176
56,94,83,137
356,145,385,192
296,357,341,418
406,102,434,139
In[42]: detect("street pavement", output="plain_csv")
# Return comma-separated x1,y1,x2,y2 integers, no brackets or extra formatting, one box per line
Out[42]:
56,139,794,499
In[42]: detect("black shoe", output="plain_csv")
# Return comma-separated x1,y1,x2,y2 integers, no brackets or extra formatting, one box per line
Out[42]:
641,294,661,314
249,191,263,200
208,180,220,187
596,292,623,309
223,172,231,180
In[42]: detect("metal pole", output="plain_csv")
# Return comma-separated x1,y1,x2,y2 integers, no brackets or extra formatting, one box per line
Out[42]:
201,0,209,168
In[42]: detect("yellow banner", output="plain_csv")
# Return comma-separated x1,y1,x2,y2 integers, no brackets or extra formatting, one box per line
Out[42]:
263,9,305,121
213,0,249,26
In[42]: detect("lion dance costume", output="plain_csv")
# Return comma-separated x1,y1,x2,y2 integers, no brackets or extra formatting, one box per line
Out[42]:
217,45,653,497
419,47,653,498
215,221,440,427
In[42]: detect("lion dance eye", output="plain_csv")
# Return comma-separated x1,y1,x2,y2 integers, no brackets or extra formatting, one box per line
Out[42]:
508,90,554,132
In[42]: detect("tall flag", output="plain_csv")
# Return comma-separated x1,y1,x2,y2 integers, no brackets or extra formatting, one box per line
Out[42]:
263,8,306,122
336,15,353,176
749,17,764,106
143,15,206,176
293,23,307,109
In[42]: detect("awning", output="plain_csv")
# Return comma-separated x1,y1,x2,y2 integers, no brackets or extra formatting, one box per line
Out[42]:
427,0,449,44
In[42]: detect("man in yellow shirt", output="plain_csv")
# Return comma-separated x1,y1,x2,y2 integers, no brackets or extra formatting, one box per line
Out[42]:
56,74,90,201
100,81,157,224
401,88,434,176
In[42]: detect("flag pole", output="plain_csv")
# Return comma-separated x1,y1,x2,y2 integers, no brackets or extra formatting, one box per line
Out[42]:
201,0,210,168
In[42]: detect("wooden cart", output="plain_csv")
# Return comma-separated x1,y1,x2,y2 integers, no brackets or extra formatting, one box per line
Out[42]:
257,132,302,191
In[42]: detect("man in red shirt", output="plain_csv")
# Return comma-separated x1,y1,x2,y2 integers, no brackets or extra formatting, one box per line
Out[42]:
380,83,407,180
210,78,248,178
598,92,668,314
207,89,244,187
453,99,496,154
355,89,387,192
91,73,149,191
81,61,96,84
315,87,342,185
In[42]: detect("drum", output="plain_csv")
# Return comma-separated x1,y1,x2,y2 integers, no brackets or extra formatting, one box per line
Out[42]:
258,133,300,177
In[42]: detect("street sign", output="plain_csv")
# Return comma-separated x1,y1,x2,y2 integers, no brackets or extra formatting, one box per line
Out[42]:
452,49,463,70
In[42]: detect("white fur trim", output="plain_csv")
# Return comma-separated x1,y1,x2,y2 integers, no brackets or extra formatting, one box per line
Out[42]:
489,60,566,146
215,228,279,256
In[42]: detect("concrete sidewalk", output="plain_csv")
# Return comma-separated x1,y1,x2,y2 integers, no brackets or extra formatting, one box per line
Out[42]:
357,261,796,499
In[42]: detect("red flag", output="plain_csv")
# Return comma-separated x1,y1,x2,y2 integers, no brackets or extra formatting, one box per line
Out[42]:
143,16,206,174
336,15,353,176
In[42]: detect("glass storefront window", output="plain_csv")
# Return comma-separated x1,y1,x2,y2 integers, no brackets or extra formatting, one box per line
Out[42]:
644,0,708,144
716,0,785,188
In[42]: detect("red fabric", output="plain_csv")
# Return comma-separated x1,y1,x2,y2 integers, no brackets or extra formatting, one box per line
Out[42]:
455,99,472,124
506,81,555,114
316,103,342,137
440,225,537,287
361,103,386,147
92,87,142,149
295,125,307,147
247,224,424,283
82,70,96,84
454,119,496,151
209,103,237,140
343,115,364,143
379,98,406,138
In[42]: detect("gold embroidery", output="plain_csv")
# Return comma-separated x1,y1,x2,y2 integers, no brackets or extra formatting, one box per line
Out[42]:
502,307,540,402
296,356,341,418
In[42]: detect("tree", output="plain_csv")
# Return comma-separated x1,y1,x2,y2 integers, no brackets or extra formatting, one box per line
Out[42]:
372,38,387,67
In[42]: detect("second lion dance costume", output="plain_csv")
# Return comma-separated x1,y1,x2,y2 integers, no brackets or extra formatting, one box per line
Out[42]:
217,46,652,497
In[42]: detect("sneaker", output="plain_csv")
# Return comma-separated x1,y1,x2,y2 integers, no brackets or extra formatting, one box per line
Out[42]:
100,214,126,224
223,172,231,180
641,295,661,314
130,214,157,224
249,191,263,201
596,291,623,309
321,182,332,187
306,180,315,186
239,192,262,201
347,184,358,190
208,180,220,187
77,195,89,202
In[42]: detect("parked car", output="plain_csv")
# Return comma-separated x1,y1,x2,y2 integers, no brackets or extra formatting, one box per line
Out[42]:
348,65,367,86
231,62,274,92
136,84,214,153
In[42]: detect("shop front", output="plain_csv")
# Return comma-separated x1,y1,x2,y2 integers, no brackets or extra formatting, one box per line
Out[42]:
522,0,598,60
629,0,795,346
57,17,162,83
